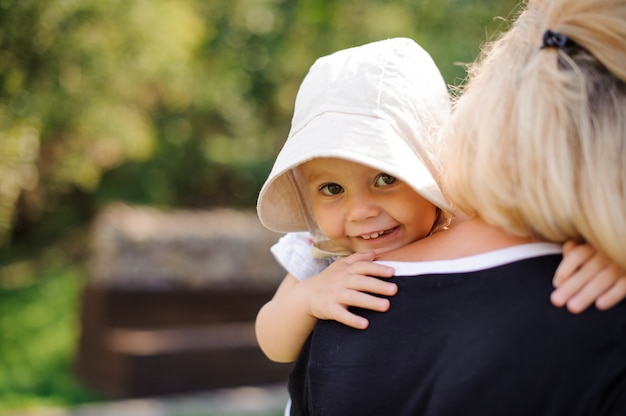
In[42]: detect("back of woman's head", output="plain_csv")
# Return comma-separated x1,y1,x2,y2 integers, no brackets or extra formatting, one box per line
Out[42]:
442,0,626,268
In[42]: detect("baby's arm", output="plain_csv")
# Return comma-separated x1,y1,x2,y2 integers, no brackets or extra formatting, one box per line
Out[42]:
255,251,396,363
551,240,626,313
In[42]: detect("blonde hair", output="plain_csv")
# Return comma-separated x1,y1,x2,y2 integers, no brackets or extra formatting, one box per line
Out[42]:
442,0,626,269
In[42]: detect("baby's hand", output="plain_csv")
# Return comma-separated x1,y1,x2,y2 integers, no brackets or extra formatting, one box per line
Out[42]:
551,240,626,314
301,251,397,330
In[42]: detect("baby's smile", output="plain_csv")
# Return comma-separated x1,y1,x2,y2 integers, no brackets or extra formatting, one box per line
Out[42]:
357,227,398,240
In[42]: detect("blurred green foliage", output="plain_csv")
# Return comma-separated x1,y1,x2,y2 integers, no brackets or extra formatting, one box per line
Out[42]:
0,260,101,410
0,0,520,252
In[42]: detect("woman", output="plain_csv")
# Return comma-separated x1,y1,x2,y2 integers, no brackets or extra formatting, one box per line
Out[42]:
287,0,626,414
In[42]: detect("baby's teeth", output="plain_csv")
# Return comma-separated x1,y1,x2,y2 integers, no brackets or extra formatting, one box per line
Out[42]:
362,231,382,240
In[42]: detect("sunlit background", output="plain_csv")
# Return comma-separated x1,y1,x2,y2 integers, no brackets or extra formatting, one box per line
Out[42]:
1,0,519,414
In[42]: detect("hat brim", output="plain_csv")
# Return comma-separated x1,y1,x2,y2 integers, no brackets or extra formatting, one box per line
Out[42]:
257,111,452,233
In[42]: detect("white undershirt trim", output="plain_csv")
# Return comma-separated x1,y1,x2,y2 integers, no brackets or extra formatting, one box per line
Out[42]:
377,242,563,276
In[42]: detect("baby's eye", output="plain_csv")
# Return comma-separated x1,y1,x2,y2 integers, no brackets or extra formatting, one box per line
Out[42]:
320,183,344,195
375,173,397,187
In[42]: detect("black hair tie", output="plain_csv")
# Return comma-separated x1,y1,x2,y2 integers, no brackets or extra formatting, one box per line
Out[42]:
541,29,578,49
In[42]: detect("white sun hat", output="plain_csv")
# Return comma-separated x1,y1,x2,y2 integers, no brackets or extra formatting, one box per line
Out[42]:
257,37,453,235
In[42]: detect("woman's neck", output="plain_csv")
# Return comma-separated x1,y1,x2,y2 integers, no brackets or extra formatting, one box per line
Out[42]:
378,216,540,262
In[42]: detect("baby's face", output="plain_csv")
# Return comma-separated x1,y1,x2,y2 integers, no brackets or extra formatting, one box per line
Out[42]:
301,157,437,255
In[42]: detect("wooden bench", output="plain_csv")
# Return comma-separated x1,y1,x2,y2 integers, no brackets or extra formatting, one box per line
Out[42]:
74,204,292,398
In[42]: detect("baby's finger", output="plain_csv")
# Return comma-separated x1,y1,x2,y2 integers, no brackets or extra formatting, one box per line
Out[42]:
550,265,598,308
553,243,594,287
596,277,626,311
332,307,370,329
565,268,618,314
562,240,578,254
334,252,395,278
340,288,392,314
340,251,377,264
351,274,397,297
350,261,395,278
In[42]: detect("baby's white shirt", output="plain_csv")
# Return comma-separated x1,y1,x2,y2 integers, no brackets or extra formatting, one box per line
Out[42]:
270,232,333,281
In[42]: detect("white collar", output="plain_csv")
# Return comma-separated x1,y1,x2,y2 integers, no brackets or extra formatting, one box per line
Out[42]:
377,242,562,276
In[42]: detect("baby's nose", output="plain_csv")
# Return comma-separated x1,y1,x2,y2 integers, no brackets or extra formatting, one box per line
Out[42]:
346,195,380,221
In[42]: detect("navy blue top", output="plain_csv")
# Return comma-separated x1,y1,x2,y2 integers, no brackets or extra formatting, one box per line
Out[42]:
288,243,626,415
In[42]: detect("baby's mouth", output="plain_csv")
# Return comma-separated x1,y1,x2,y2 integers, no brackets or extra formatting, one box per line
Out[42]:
358,227,397,240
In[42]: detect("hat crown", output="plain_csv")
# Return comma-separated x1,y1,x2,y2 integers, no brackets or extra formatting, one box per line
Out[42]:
290,37,449,156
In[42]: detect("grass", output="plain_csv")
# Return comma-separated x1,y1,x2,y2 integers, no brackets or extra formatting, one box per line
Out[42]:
0,255,102,412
